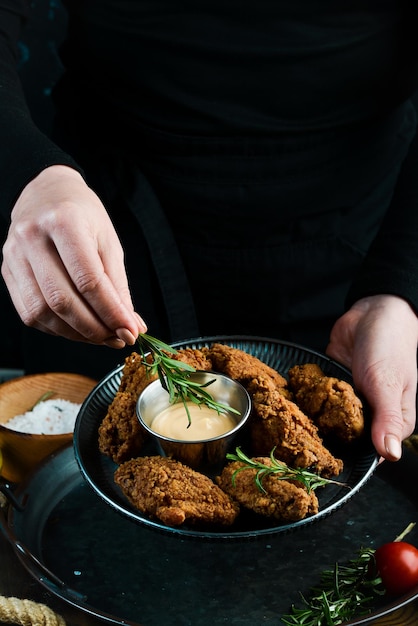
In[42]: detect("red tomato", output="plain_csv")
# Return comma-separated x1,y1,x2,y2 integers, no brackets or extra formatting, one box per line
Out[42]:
374,541,418,596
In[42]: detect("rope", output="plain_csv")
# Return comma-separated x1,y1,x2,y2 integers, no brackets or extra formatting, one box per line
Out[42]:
0,496,66,626
0,596,66,626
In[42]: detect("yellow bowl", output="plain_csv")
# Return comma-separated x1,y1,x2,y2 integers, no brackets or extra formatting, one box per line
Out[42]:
0,372,96,482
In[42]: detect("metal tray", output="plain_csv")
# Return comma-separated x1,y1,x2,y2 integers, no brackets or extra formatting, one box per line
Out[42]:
2,443,418,625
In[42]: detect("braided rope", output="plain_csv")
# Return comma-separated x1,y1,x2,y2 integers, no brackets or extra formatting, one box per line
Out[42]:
0,494,66,626
0,596,66,626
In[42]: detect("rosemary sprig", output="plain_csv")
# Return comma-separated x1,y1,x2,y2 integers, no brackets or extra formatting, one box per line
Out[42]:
394,521,416,541
30,390,55,411
226,447,349,493
281,548,384,625
281,522,416,625
136,333,239,427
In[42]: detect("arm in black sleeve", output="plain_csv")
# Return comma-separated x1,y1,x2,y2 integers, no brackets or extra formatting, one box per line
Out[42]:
0,0,82,222
346,92,418,314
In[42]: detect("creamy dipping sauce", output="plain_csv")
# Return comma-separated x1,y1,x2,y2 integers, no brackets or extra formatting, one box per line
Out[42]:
150,402,238,441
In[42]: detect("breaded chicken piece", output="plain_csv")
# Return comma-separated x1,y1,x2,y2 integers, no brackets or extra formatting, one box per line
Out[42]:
114,456,240,527
216,457,318,522
288,364,364,442
208,343,291,397
98,390,148,464
172,347,213,371
248,377,343,478
98,352,157,463
117,351,154,393
98,348,212,463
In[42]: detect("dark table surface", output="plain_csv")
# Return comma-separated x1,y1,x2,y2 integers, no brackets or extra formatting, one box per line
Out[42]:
1,508,418,626
1,441,418,626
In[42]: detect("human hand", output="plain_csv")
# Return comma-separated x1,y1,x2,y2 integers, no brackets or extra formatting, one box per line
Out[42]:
326,295,418,461
1,165,147,348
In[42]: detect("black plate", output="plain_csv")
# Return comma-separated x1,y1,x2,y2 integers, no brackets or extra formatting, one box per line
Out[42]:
73,336,378,539
4,443,418,626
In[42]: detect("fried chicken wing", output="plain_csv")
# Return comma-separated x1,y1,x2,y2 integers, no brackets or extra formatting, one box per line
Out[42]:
288,363,364,442
172,347,213,371
208,343,291,396
216,457,318,522
248,377,343,478
98,390,148,463
98,348,212,463
114,456,240,527
98,352,156,463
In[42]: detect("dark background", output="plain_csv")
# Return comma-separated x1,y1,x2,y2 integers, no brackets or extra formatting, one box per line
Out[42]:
1,0,67,370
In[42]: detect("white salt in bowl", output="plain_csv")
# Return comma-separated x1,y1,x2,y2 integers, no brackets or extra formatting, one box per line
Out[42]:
0,372,96,482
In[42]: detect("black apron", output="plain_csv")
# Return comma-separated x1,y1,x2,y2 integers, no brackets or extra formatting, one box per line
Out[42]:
23,101,416,379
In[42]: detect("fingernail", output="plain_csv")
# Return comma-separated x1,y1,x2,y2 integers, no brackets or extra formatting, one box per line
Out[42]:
384,435,402,461
116,327,137,345
104,336,126,349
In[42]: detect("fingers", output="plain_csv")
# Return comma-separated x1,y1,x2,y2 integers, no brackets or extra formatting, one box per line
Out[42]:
55,218,136,331
359,362,416,461
3,249,119,345
1,166,147,346
3,231,112,343
327,296,417,462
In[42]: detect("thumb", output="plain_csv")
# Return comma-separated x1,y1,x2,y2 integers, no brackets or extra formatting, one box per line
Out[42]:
355,362,416,462
369,391,404,461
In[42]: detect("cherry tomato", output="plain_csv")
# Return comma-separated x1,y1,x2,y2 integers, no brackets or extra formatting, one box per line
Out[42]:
374,541,418,596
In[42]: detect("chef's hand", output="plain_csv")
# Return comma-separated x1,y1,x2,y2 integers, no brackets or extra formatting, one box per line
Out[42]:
1,165,147,347
327,295,418,461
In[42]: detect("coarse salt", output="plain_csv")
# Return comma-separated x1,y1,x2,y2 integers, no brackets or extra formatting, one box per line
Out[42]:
5,398,81,435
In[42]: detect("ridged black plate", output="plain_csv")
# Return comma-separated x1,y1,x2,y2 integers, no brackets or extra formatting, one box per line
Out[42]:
73,336,378,539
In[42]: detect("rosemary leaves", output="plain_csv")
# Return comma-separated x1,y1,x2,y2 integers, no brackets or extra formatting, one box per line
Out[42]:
281,523,416,625
136,333,239,426
281,547,384,625
226,446,348,494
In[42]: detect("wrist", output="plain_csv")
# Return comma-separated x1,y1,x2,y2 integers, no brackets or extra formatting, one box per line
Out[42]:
351,294,417,317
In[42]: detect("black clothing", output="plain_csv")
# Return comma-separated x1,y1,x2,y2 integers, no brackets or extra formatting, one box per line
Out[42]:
0,1,81,214
1,1,418,378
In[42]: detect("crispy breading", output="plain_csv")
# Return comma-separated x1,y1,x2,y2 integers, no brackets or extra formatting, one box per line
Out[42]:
216,458,318,522
114,456,240,527
288,363,364,442
98,348,212,463
117,351,155,393
98,390,148,464
248,378,343,478
172,347,213,371
98,352,157,463
207,343,291,396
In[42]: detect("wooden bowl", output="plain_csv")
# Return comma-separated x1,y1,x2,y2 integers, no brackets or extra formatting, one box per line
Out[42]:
0,372,96,482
